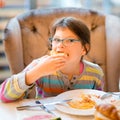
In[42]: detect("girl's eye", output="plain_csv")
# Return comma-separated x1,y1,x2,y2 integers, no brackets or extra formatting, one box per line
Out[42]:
54,38,61,42
69,39,75,42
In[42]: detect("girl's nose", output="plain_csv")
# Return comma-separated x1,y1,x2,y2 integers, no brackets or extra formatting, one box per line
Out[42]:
57,41,65,47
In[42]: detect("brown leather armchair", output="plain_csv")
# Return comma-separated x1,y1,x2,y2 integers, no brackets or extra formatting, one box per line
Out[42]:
3,8,120,92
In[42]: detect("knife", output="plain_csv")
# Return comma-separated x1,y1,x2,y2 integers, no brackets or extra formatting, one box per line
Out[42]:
37,101,62,120
37,101,55,115
16,98,72,110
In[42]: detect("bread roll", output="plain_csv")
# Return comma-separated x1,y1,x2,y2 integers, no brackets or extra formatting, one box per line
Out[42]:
94,104,120,120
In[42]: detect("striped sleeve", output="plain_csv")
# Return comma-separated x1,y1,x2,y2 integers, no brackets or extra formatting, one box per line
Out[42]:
0,72,32,102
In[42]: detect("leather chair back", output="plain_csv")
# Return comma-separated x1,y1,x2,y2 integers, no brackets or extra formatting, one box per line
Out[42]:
3,8,120,92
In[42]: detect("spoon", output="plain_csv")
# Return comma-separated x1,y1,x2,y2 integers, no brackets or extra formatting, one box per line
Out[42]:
100,92,120,100
100,93,112,100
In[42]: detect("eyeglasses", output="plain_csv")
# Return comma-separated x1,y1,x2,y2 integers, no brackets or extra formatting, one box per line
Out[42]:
49,38,81,46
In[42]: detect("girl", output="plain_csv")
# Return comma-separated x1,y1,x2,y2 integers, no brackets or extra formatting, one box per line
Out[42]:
0,17,104,102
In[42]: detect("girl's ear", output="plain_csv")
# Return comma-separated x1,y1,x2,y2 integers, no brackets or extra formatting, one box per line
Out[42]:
83,43,90,55
82,49,86,56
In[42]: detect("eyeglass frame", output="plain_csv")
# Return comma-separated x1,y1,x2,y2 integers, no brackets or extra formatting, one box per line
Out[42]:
49,38,81,46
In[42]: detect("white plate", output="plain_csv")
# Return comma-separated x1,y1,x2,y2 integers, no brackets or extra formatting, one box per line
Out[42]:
54,89,115,116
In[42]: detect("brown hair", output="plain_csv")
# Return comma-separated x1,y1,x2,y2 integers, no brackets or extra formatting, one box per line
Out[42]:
50,17,90,54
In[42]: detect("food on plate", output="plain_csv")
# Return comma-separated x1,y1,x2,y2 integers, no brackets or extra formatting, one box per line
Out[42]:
50,50,67,56
94,103,120,120
67,94,97,109
112,100,120,112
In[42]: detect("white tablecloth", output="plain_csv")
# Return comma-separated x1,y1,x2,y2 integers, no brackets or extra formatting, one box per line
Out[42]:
0,98,94,120
0,92,120,120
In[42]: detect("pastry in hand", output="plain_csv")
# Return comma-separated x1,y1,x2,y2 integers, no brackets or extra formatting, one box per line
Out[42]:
50,50,67,56
94,103,120,120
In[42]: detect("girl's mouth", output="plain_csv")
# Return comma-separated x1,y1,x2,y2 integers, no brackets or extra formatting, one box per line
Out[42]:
50,50,69,56
57,51,69,56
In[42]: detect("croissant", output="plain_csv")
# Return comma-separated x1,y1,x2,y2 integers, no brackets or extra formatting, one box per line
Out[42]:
94,103,120,120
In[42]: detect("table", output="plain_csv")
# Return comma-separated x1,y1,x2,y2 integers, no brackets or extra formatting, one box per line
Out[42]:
0,97,94,120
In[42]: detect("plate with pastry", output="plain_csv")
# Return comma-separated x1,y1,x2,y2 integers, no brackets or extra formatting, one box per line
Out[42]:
54,89,117,116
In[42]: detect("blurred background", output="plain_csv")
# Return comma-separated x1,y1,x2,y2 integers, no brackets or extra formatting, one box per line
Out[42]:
0,0,120,83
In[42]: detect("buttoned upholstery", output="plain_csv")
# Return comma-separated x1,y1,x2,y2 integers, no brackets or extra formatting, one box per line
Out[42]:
3,8,120,93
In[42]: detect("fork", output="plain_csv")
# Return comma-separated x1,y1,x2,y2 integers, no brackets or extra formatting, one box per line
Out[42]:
16,98,72,110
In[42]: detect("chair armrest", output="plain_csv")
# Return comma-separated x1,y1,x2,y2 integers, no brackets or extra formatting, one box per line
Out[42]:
3,17,24,73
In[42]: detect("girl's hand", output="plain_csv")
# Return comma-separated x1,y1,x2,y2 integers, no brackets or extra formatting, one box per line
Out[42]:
35,54,67,75
25,54,67,85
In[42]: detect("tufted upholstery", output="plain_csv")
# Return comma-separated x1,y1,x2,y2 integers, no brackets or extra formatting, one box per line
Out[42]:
3,8,120,92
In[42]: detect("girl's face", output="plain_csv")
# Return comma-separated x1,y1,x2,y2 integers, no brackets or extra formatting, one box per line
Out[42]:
52,27,86,63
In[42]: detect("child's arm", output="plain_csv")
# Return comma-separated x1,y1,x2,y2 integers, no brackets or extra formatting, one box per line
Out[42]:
0,72,33,103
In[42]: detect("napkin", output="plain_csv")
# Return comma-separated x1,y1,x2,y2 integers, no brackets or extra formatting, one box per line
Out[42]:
17,110,61,120
16,99,61,120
